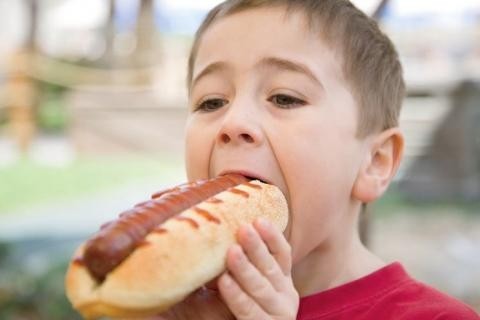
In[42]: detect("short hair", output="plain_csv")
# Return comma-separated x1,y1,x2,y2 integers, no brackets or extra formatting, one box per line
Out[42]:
187,0,405,136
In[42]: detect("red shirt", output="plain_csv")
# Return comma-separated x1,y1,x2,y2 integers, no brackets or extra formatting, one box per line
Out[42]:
297,262,479,320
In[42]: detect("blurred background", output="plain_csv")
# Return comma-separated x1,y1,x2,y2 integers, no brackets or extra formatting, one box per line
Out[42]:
0,0,479,318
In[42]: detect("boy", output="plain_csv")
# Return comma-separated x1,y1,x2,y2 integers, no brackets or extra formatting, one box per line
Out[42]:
152,0,480,319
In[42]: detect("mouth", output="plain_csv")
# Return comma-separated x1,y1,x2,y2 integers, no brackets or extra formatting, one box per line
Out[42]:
218,170,271,185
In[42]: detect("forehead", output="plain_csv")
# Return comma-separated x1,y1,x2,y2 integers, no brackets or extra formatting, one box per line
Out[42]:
193,6,343,82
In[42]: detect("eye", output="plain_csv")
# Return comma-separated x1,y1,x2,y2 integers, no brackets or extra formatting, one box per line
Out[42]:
268,94,307,109
194,98,228,112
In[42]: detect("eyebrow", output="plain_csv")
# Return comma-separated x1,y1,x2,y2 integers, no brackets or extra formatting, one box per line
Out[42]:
191,61,230,91
257,57,324,89
190,57,324,91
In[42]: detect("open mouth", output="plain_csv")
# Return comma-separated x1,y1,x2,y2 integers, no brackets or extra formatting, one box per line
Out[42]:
219,171,271,185
244,175,268,184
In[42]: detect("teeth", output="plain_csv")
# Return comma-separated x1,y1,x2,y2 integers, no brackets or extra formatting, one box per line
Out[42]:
248,177,267,184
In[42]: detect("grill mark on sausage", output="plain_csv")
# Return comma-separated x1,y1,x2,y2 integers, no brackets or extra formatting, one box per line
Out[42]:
83,174,249,282
151,186,182,200
206,197,223,204
100,221,114,230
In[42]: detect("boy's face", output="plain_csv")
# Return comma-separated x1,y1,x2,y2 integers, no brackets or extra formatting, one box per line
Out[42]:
185,7,368,263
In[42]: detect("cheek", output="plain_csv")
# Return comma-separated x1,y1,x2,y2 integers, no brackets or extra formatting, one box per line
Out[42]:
184,118,213,181
274,118,359,261
285,145,351,261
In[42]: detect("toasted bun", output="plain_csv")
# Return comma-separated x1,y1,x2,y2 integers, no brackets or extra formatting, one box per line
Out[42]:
65,180,288,319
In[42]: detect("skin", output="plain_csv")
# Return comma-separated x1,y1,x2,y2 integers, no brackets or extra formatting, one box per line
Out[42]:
138,5,404,320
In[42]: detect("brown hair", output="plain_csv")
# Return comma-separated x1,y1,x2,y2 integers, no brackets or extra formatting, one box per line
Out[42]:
187,0,405,136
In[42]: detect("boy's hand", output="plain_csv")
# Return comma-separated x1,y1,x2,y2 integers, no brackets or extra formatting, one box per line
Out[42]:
122,286,233,320
218,218,299,320
132,218,298,320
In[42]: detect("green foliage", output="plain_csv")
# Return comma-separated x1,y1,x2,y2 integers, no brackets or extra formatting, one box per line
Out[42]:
0,263,82,319
0,156,182,214
37,93,66,133
0,107,6,127
0,241,81,319
37,82,69,133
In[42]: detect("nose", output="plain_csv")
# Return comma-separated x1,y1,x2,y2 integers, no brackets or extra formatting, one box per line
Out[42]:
220,132,255,144
217,105,263,146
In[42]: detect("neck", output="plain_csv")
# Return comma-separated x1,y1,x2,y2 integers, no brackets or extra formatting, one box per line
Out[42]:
292,216,385,297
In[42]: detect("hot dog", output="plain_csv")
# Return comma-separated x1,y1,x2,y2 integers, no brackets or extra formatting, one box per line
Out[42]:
65,174,289,319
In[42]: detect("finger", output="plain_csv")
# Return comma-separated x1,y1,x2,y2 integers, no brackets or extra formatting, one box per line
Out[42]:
254,218,292,275
226,244,283,313
237,224,289,291
218,272,269,320
162,288,233,320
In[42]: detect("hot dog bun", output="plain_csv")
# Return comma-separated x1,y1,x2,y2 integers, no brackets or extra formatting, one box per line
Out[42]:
65,180,288,319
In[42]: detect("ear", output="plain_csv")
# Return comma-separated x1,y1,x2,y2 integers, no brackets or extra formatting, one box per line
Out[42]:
352,127,404,203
